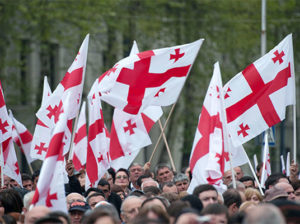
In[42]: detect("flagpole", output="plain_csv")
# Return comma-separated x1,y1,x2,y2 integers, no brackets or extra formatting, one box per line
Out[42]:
0,145,3,187
68,111,80,161
293,104,297,163
10,111,34,175
253,154,258,170
149,103,176,163
260,132,268,188
246,155,264,196
158,119,176,172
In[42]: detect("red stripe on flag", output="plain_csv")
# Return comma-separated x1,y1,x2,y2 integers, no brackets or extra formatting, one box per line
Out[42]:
109,122,124,160
19,130,33,144
73,153,84,171
45,132,65,158
74,124,86,144
37,119,48,128
141,113,155,133
60,67,83,91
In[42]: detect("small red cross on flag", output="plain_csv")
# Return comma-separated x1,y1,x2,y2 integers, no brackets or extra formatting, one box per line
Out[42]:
223,34,295,147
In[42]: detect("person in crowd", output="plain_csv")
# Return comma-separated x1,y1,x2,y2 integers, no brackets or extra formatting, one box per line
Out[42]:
136,173,153,189
143,186,162,196
66,193,85,209
97,178,110,199
0,189,23,216
21,173,33,191
265,173,289,190
160,192,179,204
244,188,263,204
111,184,126,201
160,182,178,194
83,203,121,224
243,203,285,224
65,160,84,195
264,186,288,202
107,168,116,187
223,189,242,217
68,200,90,224
173,173,189,193
223,170,237,186
192,184,218,208
167,200,191,224
87,192,106,209
271,199,300,224
292,180,300,201
239,201,257,214
129,163,144,190
155,163,174,184
24,205,50,224
48,211,71,224
135,204,170,224
234,166,244,180
174,208,204,224
141,196,170,211
120,196,143,223
141,179,159,191
114,168,130,196
239,176,255,188
275,182,296,201
201,203,229,224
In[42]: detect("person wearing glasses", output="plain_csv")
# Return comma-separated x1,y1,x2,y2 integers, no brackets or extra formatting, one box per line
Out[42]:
114,168,131,197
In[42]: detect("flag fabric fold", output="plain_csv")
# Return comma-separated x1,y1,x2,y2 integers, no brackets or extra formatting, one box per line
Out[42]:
224,34,295,147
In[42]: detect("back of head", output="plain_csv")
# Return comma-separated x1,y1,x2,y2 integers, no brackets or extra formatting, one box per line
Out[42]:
265,173,287,190
192,184,217,198
201,203,228,217
181,194,203,212
83,203,120,224
243,204,285,224
0,188,23,213
223,189,242,208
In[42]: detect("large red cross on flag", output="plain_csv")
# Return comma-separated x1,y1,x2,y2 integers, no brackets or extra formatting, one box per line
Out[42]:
36,34,89,128
223,34,295,147
97,39,204,115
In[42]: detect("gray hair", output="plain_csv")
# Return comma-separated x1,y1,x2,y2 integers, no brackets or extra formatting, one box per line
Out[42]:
173,173,189,183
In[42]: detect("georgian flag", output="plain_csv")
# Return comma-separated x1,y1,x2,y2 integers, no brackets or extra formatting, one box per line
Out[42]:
0,82,12,144
224,34,295,147
96,39,204,115
71,101,87,171
36,34,89,128
31,95,71,212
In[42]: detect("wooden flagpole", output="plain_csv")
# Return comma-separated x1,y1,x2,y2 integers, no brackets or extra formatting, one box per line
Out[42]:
246,155,264,195
149,103,176,163
293,103,297,163
158,120,176,172
10,110,34,175
260,132,268,188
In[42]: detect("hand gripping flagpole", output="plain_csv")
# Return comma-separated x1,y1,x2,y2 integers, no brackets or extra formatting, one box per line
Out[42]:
149,103,176,163
9,110,34,175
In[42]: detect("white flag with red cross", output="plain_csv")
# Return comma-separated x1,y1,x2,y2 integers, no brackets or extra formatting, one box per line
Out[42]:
71,101,87,171
0,82,12,144
36,34,89,128
10,111,36,164
224,34,295,147
109,105,163,168
188,62,228,193
31,95,71,212
96,39,204,115
31,77,52,160
85,92,110,190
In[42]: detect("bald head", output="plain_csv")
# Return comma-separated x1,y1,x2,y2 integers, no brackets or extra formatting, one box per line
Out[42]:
275,182,295,201
24,206,50,224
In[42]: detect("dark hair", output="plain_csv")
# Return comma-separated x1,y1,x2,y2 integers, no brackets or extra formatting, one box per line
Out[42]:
83,204,120,224
86,192,105,204
160,181,176,191
0,189,23,213
292,180,300,191
136,173,152,187
192,184,217,198
239,176,254,185
84,188,103,198
114,168,129,182
143,186,161,196
167,200,190,217
97,178,110,190
142,196,170,210
201,203,229,220
21,173,32,182
107,168,116,183
223,189,242,208
48,211,71,224
136,204,170,224
265,173,287,190
32,169,40,182
34,216,63,224
181,195,203,212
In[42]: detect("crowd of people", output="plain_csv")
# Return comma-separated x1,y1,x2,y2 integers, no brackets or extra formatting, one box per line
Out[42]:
0,161,300,224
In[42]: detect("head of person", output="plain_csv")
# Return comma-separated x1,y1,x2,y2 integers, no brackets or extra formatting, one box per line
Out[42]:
160,192,179,204
129,163,144,184
66,193,85,209
173,173,189,193
223,170,237,186
265,173,288,190
155,163,174,184
114,168,130,191
201,203,229,224
143,186,162,197
181,195,203,213
97,178,111,199
136,204,170,224
223,189,242,217
24,205,51,224
160,182,178,194
141,196,170,211
120,196,143,224
68,200,90,224
111,184,126,200
233,166,244,180
174,208,204,224
244,188,263,204
275,182,295,201
84,203,120,224
87,192,106,209
21,173,33,191
243,203,285,224
292,180,300,201
264,186,288,202
239,176,255,189
48,211,71,224
239,201,257,214
193,184,218,208
0,188,23,215
141,179,159,191
136,173,153,189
